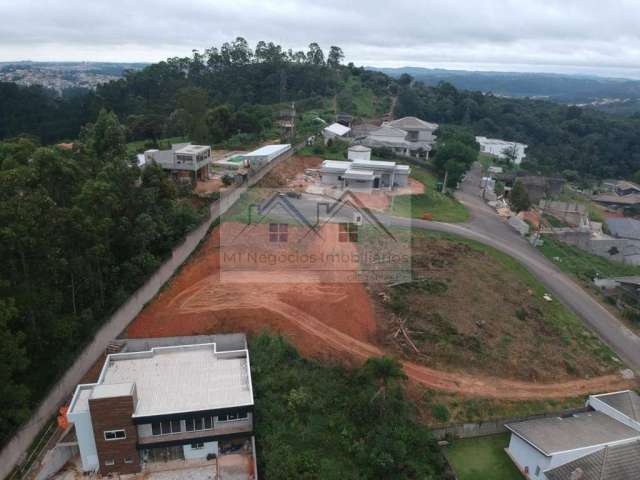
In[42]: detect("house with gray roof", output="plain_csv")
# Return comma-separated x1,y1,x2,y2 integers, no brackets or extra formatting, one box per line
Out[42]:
506,390,640,479
355,116,438,160
545,440,640,480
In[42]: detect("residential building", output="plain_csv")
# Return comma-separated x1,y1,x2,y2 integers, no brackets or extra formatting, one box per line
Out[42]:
144,143,212,181
506,390,640,479
67,341,254,476
322,122,351,142
347,145,372,161
356,116,438,159
615,181,640,197
241,144,291,169
320,158,410,190
476,136,528,165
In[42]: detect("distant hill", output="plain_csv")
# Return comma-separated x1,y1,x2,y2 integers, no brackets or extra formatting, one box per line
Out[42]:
371,66,640,113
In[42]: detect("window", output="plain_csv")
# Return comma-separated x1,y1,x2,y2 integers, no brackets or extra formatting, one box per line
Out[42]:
124,457,133,464
185,416,212,432
217,411,248,422
191,442,204,450
269,223,288,242
105,459,115,466
338,223,358,242
535,465,541,476
152,419,181,436
104,430,126,441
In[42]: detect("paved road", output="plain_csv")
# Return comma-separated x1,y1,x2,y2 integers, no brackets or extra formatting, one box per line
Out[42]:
386,163,640,371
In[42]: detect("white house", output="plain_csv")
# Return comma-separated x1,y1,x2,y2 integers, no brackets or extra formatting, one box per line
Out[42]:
357,116,438,159
476,136,527,165
320,158,410,190
144,143,213,181
241,144,291,169
67,341,255,476
322,122,351,142
347,145,372,161
506,390,640,479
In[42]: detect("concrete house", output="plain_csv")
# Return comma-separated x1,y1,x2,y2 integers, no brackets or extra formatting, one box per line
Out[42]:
357,116,438,159
506,390,640,479
144,143,212,181
322,122,351,142
476,136,528,165
67,341,255,476
241,144,291,169
320,158,410,190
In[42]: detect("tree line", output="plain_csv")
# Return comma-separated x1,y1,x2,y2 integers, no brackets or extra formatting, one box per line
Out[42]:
0,110,204,445
395,77,640,181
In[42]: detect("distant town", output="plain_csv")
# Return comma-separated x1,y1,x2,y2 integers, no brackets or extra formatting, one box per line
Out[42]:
0,61,147,94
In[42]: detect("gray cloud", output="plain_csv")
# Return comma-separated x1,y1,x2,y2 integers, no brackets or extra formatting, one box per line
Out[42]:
1,0,640,77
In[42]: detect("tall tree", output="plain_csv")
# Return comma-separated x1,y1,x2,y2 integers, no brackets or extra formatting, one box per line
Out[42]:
511,179,531,212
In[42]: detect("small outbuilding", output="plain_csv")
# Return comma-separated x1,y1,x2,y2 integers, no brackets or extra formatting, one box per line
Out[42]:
322,123,351,143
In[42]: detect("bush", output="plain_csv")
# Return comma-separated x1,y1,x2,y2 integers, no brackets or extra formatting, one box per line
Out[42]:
432,403,451,423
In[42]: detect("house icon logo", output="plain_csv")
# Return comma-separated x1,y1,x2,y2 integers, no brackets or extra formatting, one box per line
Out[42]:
220,188,412,284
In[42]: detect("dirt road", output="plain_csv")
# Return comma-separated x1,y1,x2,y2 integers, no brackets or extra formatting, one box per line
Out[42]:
127,225,634,400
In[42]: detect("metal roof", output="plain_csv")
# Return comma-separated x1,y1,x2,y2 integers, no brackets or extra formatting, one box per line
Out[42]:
244,144,291,157
387,116,438,131
506,411,640,455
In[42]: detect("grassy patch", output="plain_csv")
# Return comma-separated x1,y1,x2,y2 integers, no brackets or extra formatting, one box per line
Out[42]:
389,165,470,223
446,434,521,480
539,235,640,282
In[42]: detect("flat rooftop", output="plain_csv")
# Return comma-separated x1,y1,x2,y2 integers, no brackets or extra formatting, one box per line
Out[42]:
175,144,210,155
507,411,640,455
244,144,290,157
69,342,253,418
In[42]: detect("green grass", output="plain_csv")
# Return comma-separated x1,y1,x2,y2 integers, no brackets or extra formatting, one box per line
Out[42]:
539,235,640,282
446,434,521,480
389,165,470,223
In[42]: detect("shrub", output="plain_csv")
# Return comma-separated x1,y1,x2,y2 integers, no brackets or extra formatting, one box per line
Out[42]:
431,403,451,423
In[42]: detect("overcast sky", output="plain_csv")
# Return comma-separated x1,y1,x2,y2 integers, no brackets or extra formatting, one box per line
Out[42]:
2,0,640,78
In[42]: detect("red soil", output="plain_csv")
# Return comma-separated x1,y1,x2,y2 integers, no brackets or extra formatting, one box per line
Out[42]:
126,224,634,399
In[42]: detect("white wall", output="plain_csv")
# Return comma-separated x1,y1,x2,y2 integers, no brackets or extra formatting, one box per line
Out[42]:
348,149,371,161
67,410,98,471
507,434,551,479
321,172,342,186
183,441,218,460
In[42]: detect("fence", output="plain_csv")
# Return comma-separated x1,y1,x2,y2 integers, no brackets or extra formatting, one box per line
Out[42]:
0,150,290,480
430,406,590,440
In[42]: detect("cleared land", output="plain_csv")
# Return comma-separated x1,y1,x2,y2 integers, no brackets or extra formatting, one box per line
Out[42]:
373,230,618,382
446,434,521,480
126,220,632,400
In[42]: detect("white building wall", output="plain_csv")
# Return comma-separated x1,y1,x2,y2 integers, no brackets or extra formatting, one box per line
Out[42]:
348,149,371,161
67,410,98,472
183,441,218,460
507,434,551,479
321,172,342,186
395,173,410,187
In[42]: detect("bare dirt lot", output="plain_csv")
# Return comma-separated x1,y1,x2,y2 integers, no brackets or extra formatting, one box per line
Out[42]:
126,223,634,400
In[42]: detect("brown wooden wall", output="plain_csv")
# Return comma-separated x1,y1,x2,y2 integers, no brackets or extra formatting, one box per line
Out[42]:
89,395,140,475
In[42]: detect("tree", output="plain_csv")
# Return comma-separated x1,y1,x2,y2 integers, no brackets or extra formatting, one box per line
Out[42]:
501,144,519,166
176,87,209,142
511,179,531,212
306,43,325,66
362,357,407,403
327,46,344,68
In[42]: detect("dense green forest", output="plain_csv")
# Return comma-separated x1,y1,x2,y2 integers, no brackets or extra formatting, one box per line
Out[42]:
0,110,204,444
250,333,451,479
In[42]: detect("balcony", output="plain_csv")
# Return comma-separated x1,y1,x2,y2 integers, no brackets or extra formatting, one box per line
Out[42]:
137,421,252,446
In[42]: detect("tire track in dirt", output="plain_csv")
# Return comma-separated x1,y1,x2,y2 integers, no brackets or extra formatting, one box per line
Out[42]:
167,272,633,400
